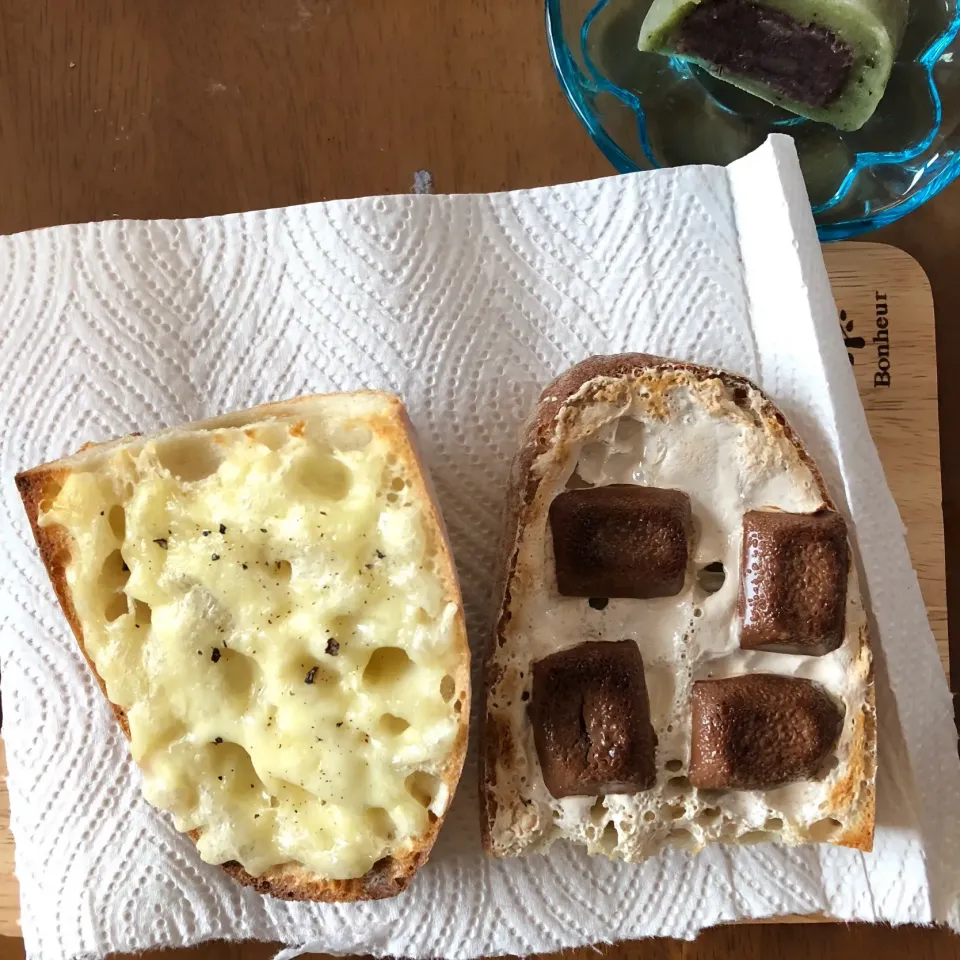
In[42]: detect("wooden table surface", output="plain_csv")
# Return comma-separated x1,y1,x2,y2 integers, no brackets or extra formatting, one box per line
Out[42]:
0,1,957,958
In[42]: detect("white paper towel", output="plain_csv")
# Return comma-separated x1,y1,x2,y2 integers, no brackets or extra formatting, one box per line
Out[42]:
1,136,958,960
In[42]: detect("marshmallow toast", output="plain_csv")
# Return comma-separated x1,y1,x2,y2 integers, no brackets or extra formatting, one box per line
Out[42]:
481,354,875,861
17,392,470,901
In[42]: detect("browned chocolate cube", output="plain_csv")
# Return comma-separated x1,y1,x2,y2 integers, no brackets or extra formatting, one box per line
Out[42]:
530,640,657,798
688,675,843,790
549,485,691,599
739,510,848,655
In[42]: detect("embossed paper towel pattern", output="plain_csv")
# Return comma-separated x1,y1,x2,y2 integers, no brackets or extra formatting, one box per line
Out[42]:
1,136,957,960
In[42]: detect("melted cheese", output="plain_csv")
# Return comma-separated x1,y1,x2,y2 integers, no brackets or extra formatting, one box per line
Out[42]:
41,418,463,880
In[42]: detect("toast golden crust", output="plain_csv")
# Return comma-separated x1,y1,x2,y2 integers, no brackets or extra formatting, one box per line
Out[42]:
481,353,875,856
16,468,135,739
215,841,427,902
17,390,471,902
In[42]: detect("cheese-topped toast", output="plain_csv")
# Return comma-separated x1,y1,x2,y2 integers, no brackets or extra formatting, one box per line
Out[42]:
17,391,470,901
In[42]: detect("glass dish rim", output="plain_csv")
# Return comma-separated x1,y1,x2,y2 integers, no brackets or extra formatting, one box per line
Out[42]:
545,0,960,241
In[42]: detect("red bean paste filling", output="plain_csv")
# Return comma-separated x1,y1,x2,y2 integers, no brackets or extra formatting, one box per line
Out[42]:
675,0,854,108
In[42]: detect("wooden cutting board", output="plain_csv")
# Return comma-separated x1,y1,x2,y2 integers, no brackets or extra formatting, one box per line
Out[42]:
0,241,947,939
825,243,948,672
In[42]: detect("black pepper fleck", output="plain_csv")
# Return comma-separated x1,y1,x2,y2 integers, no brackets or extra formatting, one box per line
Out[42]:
211,553,220,561
325,638,340,656
153,538,168,549
260,527,267,533
336,722,343,728
219,523,227,534
217,776,223,781
376,550,385,559
211,647,221,663
242,563,248,570
305,667,318,684
203,530,210,536
214,737,223,744
521,691,530,701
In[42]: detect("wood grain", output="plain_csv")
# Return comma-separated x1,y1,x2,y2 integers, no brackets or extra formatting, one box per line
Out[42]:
874,199,960,696
3,924,960,960
0,1,956,957
0,744,14,938
823,244,948,673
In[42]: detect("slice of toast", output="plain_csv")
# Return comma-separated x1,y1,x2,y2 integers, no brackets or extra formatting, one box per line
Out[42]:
17,391,470,902
481,354,874,861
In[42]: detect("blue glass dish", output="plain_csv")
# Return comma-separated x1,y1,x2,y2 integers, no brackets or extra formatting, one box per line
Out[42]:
547,0,960,240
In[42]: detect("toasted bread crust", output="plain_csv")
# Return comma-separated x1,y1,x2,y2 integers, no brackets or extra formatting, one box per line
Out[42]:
17,391,471,902
213,839,426,902
480,353,876,855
